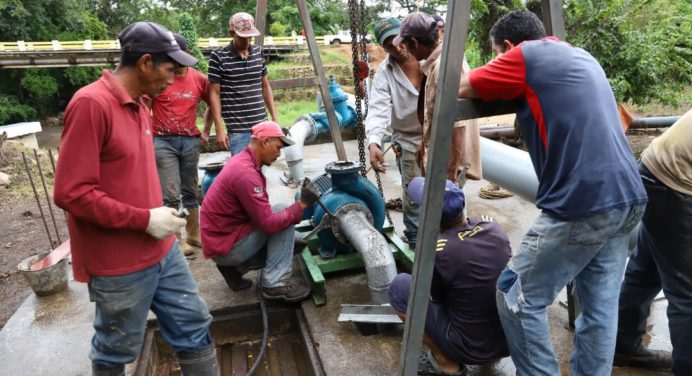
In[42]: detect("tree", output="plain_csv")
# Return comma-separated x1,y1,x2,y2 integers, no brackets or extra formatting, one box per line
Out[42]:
178,12,207,73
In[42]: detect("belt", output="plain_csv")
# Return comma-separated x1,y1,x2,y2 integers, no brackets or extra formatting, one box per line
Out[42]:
638,161,660,185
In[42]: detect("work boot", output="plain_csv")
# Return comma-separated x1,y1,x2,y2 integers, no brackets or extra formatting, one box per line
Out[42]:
262,278,311,303
92,362,124,376
176,232,194,256
186,208,202,247
216,264,252,291
614,346,672,372
177,344,220,376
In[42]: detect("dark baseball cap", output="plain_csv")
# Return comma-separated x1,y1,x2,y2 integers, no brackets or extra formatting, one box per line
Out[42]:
173,33,188,51
393,12,437,46
374,18,401,46
118,21,198,67
407,177,465,225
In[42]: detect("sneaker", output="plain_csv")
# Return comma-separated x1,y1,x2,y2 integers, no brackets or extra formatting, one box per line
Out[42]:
262,279,311,303
614,347,672,372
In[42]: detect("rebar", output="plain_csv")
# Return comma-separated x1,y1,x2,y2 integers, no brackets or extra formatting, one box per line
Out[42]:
22,152,55,249
33,149,61,244
48,149,67,222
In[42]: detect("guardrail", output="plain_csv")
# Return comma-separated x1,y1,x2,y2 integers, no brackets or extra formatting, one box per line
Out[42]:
0,36,328,52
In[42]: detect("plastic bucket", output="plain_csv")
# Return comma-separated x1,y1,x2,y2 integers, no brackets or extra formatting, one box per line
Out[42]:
17,255,68,296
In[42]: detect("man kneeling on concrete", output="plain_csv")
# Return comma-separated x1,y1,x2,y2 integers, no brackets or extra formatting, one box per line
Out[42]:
388,177,511,375
200,121,317,302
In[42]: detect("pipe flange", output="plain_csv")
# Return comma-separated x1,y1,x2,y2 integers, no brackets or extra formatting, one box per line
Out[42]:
331,203,373,244
325,161,362,175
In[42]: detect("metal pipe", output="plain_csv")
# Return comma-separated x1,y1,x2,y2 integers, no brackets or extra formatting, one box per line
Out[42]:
33,149,61,244
630,116,680,129
22,152,54,249
338,210,397,304
479,125,516,139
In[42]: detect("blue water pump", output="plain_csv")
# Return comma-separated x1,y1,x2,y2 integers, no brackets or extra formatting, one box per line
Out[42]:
304,161,385,258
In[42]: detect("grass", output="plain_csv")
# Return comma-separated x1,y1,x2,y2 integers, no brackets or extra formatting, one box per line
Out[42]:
196,98,317,133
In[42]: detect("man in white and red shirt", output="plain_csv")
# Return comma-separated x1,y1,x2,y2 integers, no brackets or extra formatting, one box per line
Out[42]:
201,121,317,302
151,33,218,255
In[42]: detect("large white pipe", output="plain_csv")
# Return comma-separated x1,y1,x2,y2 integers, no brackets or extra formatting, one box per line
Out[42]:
338,210,398,304
479,137,638,249
284,116,317,183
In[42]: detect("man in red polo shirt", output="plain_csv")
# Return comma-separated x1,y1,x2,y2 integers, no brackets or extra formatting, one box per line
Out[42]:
54,21,218,376
201,121,317,302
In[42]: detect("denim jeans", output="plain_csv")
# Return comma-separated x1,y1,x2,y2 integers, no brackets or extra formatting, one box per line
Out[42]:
88,242,213,368
617,164,692,374
154,136,200,209
212,205,295,287
395,146,421,245
496,204,645,376
229,132,251,155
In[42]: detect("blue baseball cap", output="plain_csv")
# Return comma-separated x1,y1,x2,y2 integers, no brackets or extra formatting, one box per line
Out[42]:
407,177,465,225
374,18,401,46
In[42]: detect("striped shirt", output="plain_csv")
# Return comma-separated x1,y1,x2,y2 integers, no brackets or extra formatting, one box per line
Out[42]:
208,44,268,132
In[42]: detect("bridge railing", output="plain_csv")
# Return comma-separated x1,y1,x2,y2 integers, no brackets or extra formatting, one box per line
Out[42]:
0,36,327,52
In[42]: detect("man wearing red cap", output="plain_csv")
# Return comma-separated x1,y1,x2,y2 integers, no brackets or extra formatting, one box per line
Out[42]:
207,12,278,155
201,121,317,302
388,177,511,375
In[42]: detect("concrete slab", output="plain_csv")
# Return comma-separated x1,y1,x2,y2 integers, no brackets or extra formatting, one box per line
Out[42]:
0,140,673,376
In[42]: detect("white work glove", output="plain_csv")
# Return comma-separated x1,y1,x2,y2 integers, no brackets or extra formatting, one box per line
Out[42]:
145,207,186,239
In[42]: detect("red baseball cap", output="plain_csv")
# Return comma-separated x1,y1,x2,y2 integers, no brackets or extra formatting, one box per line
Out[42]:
251,121,295,146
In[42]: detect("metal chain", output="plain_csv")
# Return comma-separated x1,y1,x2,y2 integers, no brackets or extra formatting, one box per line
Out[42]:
348,0,393,225
348,0,367,176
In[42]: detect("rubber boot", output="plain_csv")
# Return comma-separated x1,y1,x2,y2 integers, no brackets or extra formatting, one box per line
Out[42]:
176,232,194,256
186,208,202,247
177,344,220,376
216,264,252,291
92,362,124,376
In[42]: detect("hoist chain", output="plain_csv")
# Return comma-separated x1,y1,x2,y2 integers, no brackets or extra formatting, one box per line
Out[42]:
348,0,392,226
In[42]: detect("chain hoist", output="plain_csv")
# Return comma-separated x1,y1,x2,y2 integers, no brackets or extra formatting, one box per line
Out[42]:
348,0,392,225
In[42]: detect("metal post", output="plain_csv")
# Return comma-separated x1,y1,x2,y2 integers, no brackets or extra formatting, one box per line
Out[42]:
399,1,471,374
296,0,348,161
541,0,566,39
254,0,268,47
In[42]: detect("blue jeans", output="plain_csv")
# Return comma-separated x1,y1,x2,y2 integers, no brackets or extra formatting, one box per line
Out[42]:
154,136,200,209
229,132,251,155
617,165,692,374
496,204,645,376
212,205,295,287
395,146,421,245
88,242,213,368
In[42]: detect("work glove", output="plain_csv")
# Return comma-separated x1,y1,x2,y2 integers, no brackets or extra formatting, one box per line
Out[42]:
146,207,186,240
300,178,320,206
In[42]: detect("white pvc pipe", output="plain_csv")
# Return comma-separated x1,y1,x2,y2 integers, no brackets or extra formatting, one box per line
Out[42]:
284,116,316,183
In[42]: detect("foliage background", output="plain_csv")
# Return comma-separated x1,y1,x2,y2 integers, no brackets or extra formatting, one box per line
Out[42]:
0,0,689,124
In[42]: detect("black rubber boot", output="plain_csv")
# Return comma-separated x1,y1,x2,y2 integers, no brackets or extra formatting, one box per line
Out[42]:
614,346,672,372
91,362,124,376
216,264,252,291
177,344,220,376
